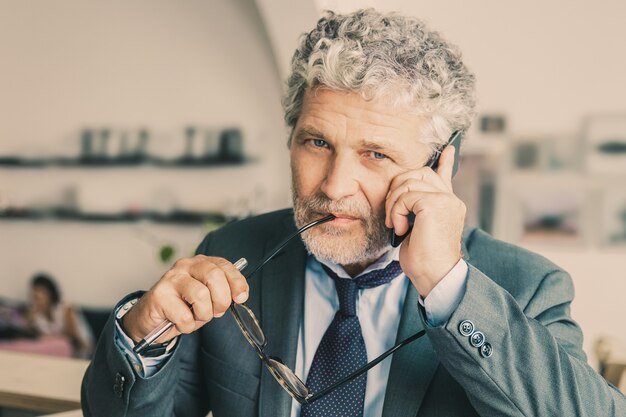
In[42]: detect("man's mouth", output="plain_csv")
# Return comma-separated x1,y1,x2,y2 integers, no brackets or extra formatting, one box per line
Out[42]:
316,212,361,224
331,213,358,220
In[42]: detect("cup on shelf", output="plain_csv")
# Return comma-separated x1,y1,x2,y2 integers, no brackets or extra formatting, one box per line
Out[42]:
80,129,95,162
202,129,221,162
218,128,243,162
117,128,150,163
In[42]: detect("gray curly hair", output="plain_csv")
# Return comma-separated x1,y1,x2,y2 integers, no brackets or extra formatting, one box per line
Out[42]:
283,9,476,149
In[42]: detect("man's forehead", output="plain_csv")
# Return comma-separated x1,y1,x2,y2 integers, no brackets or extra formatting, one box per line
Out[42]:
301,87,418,121
295,88,427,145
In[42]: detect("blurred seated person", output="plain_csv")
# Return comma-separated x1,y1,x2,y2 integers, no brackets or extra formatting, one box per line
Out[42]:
25,273,94,358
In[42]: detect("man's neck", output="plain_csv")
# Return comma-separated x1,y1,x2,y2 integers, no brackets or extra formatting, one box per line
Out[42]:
339,247,394,277
341,260,374,278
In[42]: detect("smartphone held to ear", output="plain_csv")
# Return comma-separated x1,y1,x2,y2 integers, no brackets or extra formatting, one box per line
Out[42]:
389,131,463,247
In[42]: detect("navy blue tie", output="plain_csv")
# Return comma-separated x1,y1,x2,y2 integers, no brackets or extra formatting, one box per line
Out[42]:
300,261,403,417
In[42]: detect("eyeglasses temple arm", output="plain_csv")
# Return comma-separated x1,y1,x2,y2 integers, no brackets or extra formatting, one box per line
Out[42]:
304,329,426,404
243,214,335,279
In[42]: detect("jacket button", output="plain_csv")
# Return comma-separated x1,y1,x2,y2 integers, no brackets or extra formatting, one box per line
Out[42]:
470,331,485,348
113,372,125,398
458,320,474,337
480,342,493,358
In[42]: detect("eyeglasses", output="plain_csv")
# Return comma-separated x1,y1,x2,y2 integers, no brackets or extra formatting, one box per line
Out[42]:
229,214,426,404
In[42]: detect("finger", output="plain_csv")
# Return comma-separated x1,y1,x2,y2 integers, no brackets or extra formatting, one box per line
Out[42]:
189,256,249,304
387,167,449,201
188,262,233,317
388,191,439,235
385,178,440,228
158,317,210,343
158,293,197,335
213,258,250,304
178,277,214,322
436,145,456,190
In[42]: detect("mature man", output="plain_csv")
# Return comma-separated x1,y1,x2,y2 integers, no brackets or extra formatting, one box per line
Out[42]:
82,9,626,417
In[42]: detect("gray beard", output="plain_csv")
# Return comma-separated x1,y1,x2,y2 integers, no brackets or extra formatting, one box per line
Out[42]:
291,182,390,266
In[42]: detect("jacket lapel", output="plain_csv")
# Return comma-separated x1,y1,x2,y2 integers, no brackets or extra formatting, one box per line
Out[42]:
258,219,308,417
381,285,438,417
382,227,473,417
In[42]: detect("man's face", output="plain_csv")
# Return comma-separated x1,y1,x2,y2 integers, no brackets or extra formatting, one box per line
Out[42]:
290,88,433,267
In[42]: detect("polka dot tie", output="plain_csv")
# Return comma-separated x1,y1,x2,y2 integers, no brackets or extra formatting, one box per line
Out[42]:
300,261,403,417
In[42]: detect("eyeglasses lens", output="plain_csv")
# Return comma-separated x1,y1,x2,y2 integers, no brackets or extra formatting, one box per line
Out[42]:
232,303,266,347
267,357,309,399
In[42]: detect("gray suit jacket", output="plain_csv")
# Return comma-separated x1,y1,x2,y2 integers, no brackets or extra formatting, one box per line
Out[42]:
82,209,626,416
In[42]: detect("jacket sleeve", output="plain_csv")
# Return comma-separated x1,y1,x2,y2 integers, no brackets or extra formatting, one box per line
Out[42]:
81,233,217,417
424,264,626,417
81,313,209,417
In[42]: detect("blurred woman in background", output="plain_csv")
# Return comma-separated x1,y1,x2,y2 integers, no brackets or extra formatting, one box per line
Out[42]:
26,273,94,358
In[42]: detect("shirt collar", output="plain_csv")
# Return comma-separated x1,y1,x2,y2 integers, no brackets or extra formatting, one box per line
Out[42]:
311,245,401,280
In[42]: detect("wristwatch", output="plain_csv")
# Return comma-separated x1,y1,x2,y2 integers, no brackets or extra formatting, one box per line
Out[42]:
116,297,177,357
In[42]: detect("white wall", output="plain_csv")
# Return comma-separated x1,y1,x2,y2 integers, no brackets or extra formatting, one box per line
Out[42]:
0,0,291,305
316,0,626,135
254,0,319,79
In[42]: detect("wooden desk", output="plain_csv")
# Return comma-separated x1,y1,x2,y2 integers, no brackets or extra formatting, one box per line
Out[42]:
0,350,88,414
42,411,83,417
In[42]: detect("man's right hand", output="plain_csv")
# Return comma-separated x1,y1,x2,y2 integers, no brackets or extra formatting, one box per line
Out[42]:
121,255,250,344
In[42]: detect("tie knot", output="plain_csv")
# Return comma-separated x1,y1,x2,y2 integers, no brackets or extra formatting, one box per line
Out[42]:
353,261,402,289
322,261,402,316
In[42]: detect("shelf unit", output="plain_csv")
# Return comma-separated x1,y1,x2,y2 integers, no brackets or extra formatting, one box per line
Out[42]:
0,155,254,226
492,169,626,249
0,156,251,169
0,209,229,225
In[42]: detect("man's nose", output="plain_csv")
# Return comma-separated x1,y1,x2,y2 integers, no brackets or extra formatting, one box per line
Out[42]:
320,155,359,201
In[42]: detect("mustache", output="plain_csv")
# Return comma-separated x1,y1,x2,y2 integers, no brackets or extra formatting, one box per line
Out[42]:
299,193,371,219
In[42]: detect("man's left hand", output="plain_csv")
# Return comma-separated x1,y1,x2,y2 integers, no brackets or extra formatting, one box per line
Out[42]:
384,145,466,298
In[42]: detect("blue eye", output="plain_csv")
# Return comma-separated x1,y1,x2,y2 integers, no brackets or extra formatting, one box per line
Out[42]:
370,151,387,160
312,139,328,148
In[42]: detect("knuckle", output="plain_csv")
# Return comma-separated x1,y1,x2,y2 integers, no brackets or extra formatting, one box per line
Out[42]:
189,255,213,272
168,272,189,286
458,199,467,212
444,194,457,207
212,257,230,268
195,286,212,303
206,267,227,284
173,257,192,269
162,269,178,281
151,282,172,301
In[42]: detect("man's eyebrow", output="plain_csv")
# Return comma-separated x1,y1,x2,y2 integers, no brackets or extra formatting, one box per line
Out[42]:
294,125,327,141
358,139,401,156
359,140,388,151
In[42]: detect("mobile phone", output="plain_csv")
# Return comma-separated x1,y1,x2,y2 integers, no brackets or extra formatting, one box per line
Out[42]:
389,131,463,247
